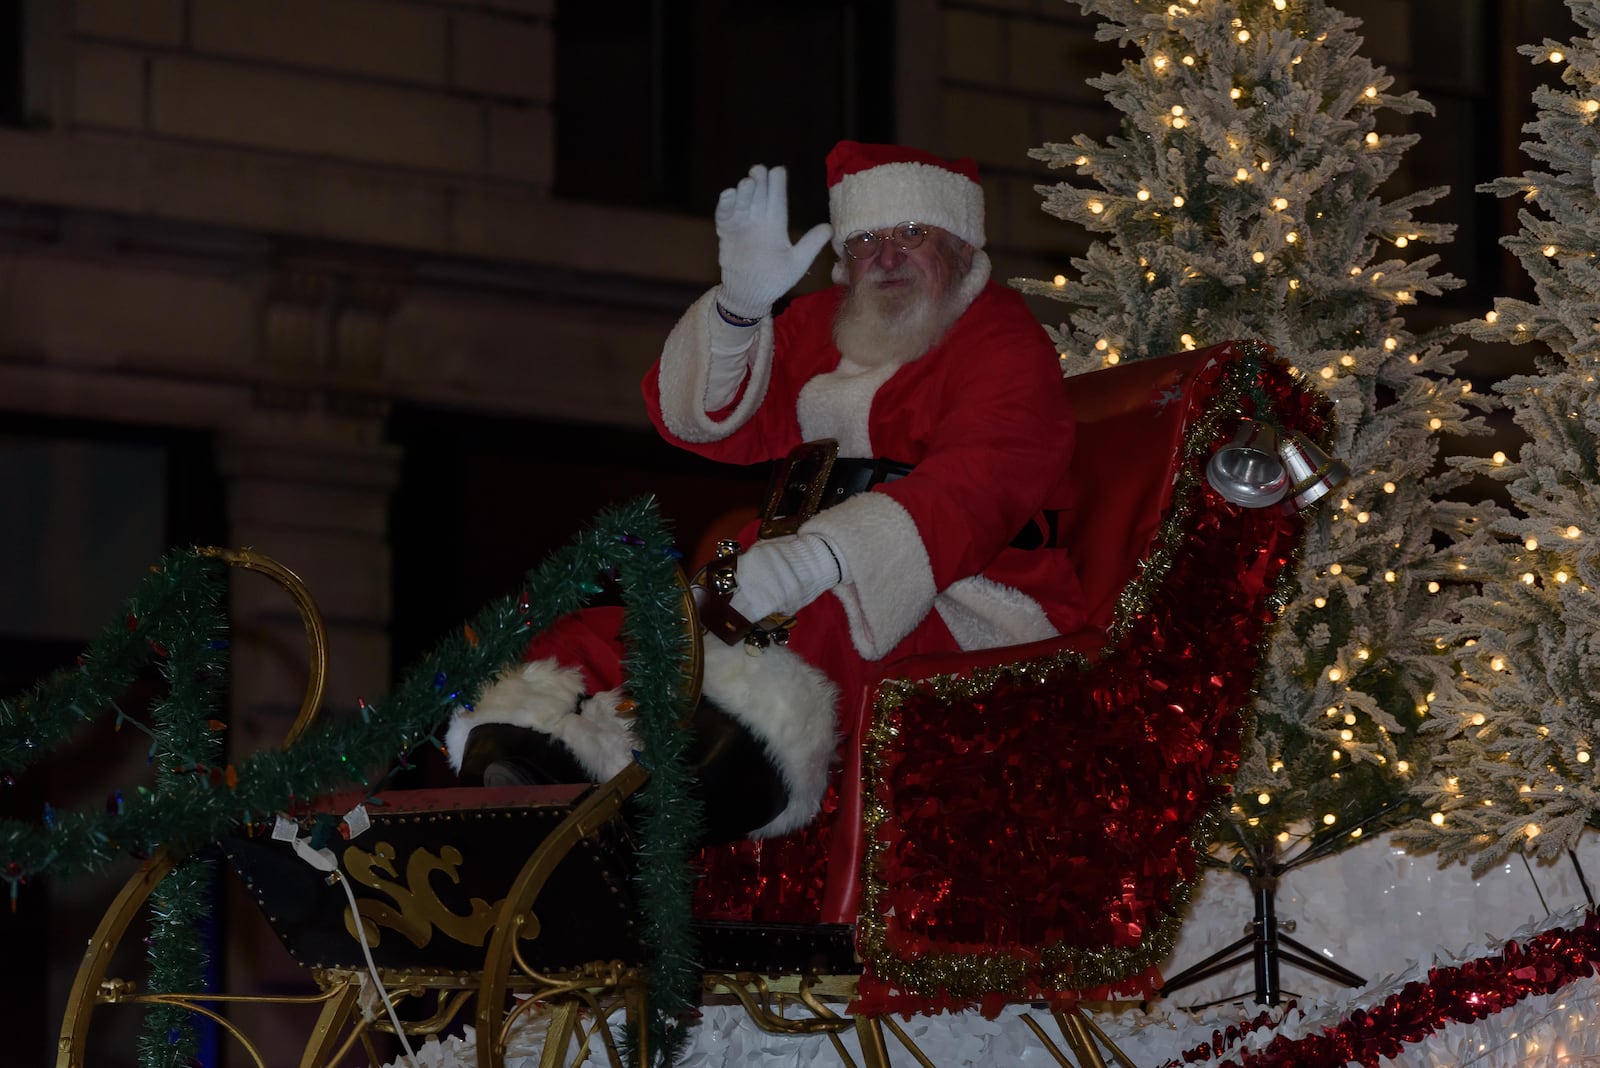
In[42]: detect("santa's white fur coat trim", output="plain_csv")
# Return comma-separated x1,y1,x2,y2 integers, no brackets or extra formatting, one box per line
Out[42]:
796,361,899,455
802,491,938,660
445,659,636,782
936,574,1060,651
699,637,839,838
657,289,774,443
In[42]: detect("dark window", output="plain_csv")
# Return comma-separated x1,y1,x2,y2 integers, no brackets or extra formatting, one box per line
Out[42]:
554,0,893,221
0,0,23,127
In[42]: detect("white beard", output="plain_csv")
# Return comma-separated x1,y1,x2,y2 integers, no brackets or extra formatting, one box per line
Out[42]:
832,267,967,370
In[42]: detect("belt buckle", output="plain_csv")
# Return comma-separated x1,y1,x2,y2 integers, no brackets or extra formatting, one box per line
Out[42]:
759,439,839,538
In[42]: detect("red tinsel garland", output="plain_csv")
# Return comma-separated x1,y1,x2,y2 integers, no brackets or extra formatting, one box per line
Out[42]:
1187,911,1600,1068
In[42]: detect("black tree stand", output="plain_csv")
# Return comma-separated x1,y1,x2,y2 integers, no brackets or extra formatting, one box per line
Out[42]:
1160,810,1600,1010
1158,833,1367,1009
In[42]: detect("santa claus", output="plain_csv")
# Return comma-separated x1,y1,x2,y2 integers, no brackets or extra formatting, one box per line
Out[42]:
449,142,1085,845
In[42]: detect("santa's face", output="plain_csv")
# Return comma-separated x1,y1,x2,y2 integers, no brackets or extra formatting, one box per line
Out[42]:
843,226,972,310
833,228,976,369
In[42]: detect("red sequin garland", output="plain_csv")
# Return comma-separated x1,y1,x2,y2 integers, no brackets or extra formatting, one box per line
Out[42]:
1210,911,1600,1068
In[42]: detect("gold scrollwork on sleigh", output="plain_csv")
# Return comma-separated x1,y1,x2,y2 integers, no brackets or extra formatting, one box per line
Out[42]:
341,841,532,949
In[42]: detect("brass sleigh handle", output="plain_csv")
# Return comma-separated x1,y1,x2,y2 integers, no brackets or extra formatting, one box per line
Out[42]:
674,560,706,710
198,546,328,749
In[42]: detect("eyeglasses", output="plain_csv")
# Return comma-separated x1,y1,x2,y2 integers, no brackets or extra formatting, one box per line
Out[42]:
841,221,934,260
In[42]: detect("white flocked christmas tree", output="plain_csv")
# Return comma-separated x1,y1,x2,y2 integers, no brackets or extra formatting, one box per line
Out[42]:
1407,0,1600,874
1015,0,1487,859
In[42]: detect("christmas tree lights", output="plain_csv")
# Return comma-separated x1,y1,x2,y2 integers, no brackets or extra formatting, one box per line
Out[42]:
1408,0,1600,874
1017,0,1487,856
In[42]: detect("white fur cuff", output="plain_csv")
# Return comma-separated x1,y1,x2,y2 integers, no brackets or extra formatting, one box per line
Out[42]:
657,288,775,443
801,492,937,660
699,637,839,838
445,659,636,783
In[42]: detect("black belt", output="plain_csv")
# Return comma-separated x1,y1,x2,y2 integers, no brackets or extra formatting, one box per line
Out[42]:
820,456,912,503
760,441,1061,550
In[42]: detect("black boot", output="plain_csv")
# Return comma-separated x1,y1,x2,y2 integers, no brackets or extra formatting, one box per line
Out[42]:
682,697,789,844
455,703,789,845
456,721,593,787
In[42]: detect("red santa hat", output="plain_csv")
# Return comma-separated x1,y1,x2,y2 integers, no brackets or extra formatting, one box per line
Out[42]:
825,141,986,260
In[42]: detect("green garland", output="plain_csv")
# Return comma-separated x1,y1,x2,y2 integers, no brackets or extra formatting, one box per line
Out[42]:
0,497,700,1066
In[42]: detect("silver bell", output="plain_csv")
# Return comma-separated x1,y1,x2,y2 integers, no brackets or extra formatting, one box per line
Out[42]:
1206,419,1290,508
1279,431,1352,510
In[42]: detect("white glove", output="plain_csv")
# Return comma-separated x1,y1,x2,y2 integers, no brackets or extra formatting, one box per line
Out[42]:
703,314,757,409
714,164,833,320
728,533,847,623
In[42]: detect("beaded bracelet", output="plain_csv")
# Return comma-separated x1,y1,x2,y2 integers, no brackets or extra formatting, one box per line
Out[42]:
715,302,762,327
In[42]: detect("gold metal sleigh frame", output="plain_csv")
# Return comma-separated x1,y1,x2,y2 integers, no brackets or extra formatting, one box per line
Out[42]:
56,547,1137,1068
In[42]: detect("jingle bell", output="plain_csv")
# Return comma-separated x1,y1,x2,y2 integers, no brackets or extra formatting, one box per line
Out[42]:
1206,419,1290,508
1279,431,1352,510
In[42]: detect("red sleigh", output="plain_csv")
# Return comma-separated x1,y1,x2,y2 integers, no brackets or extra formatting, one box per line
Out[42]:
59,339,1327,1067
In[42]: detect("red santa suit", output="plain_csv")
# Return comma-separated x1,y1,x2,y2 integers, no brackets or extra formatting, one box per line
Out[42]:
450,142,1085,845
643,262,1087,822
